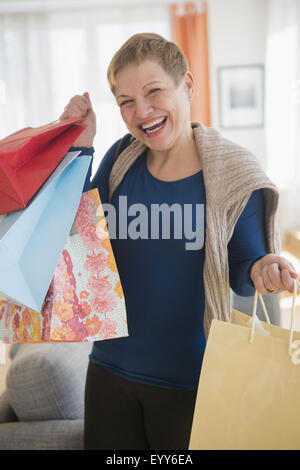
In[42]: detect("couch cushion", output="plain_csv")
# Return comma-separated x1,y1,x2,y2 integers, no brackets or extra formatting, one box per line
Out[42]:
6,342,92,421
0,419,84,449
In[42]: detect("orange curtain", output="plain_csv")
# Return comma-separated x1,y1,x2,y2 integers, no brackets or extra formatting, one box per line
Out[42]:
171,2,211,125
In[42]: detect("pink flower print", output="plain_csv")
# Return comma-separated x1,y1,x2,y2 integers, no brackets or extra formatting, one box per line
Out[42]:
84,252,107,275
87,275,112,298
79,223,100,251
66,316,89,341
0,302,4,322
12,312,20,330
62,284,75,302
73,301,88,320
86,276,98,297
22,309,32,328
74,193,95,235
44,278,55,303
53,299,74,322
56,255,68,276
85,314,102,336
79,192,95,213
96,222,108,241
92,293,116,315
51,326,76,342
52,263,69,294
21,328,29,343
62,250,76,289
80,291,89,300
80,301,92,317
100,318,117,339
5,304,13,329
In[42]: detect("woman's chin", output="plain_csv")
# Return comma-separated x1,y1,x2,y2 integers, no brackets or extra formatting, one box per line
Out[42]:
142,133,173,151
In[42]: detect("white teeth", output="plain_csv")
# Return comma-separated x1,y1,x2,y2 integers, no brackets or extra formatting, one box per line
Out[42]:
145,124,164,134
141,117,166,130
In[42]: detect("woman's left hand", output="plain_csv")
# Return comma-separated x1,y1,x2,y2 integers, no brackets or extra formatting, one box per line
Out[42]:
250,254,298,294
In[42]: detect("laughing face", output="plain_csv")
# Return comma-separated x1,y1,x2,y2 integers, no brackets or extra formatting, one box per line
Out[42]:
114,59,194,153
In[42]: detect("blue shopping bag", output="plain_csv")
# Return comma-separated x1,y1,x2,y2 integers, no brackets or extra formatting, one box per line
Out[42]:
0,151,92,311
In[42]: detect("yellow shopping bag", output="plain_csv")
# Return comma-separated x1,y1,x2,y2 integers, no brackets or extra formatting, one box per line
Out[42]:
189,280,300,450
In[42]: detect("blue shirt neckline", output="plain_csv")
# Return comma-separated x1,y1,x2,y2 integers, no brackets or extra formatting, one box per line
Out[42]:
142,151,203,184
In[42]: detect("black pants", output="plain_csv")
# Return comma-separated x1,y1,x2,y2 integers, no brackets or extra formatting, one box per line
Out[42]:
84,361,197,450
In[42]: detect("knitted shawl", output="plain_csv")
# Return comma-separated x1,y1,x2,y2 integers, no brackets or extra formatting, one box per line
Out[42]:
108,121,280,338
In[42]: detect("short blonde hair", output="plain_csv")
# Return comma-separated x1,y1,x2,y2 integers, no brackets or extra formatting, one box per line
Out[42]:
107,32,189,94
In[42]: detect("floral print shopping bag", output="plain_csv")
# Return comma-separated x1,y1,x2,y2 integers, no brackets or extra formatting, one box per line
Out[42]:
0,189,128,343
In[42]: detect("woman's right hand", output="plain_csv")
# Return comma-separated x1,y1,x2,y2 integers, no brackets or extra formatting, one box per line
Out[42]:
59,92,96,148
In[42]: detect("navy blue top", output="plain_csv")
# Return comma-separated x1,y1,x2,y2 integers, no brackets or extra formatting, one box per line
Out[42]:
72,140,267,390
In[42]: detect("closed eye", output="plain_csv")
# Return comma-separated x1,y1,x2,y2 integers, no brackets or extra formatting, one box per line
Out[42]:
119,88,160,107
120,99,134,107
148,88,161,95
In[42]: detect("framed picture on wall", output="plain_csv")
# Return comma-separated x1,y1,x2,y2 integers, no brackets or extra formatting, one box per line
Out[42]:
218,65,264,129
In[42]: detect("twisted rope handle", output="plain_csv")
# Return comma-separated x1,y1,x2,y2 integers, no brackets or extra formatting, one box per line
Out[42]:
249,290,271,343
250,279,300,363
288,279,300,360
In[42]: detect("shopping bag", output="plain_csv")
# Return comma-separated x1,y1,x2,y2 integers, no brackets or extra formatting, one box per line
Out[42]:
0,151,92,312
189,280,300,450
0,117,85,214
0,188,128,343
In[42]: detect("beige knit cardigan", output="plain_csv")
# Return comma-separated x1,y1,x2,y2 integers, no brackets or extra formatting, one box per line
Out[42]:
108,121,280,338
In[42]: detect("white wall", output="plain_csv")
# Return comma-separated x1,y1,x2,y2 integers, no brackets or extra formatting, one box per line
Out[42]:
207,0,268,167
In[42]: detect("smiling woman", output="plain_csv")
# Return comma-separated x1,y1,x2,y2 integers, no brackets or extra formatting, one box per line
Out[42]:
108,34,195,165
59,32,298,451
113,59,198,178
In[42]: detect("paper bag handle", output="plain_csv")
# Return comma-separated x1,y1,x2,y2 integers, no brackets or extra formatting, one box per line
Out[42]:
250,279,300,362
288,279,300,359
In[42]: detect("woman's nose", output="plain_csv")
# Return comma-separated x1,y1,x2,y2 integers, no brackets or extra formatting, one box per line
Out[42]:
135,98,154,119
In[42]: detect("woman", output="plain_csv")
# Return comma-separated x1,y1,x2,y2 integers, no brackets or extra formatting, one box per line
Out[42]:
60,33,298,450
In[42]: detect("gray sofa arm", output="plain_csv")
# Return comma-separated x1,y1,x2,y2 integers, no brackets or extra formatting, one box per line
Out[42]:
0,391,18,423
6,343,92,422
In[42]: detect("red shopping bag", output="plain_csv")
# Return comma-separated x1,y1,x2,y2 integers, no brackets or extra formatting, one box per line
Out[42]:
0,117,86,214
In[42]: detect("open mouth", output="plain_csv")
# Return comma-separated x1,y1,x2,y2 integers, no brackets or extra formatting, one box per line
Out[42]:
139,117,167,135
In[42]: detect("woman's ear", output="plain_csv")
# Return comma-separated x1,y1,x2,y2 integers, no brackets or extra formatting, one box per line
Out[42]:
184,71,194,102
